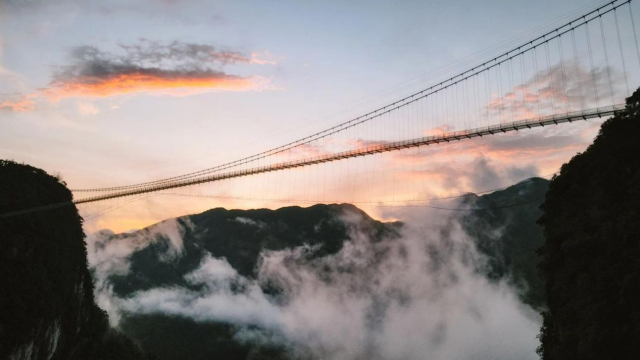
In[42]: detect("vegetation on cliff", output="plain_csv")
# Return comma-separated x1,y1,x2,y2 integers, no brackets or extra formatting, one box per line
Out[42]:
0,160,154,360
537,90,640,359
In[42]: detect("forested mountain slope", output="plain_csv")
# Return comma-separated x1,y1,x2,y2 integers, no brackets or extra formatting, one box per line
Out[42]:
537,90,640,359
0,160,154,360
92,180,547,360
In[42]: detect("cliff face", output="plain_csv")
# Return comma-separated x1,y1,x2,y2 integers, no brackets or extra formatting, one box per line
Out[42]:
0,160,151,360
537,91,640,359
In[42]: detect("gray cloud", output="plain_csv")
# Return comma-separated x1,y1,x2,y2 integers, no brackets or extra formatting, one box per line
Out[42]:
52,40,254,85
466,155,538,190
487,61,625,119
22,40,274,101
0,38,272,110
469,156,504,190
115,39,256,67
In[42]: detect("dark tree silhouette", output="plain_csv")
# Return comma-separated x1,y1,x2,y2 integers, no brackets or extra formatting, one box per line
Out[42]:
537,89,640,359
0,160,155,360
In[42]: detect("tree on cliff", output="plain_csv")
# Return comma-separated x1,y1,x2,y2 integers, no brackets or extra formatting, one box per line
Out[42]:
537,90,640,359
0,160,154,360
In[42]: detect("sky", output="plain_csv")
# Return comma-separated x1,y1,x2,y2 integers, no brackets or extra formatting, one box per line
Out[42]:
0,0,634,232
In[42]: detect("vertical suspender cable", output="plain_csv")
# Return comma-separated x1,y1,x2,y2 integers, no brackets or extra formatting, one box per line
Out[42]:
629,2,640,69
599,13,615,105
459,79,463,129
474,73,480,126
544,41,557,115
520,52,528,118
557,31,570,113
571,28,586,110
460,79,466,129
444,86,449,129
485,68,491,126
455,81,460,130
532,47,543,116
614,8,631,97
465,78,470,129
508,58,516,120
420,85,424,135
585,19,600,107
497,63,504,123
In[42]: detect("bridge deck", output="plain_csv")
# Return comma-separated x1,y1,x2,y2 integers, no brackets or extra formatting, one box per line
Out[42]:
73,104,624,205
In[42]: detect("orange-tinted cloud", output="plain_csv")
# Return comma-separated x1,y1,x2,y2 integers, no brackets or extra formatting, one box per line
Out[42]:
46,42,274,100
0,96,35,112
486,62,624,121
249,52,279,66
2,40,276,112
42,71,265,100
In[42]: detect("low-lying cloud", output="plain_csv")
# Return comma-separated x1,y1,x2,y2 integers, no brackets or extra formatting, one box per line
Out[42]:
88,217,192,322
88,206,540,360
118,253,282,328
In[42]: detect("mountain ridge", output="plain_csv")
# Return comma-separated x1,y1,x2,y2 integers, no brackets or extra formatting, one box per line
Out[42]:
88,178,548,360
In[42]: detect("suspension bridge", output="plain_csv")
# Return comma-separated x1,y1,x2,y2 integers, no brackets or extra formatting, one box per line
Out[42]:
3,0,640,219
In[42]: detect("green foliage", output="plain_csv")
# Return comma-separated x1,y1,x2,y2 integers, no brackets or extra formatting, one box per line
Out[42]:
0,160,153,360
109,203,400,360
110,203,399,297
109,190,546,360
536,90,640,359
463,177,549,309
120,314,288,360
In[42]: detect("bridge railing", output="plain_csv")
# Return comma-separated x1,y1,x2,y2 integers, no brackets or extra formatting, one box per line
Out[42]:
73,104,624,205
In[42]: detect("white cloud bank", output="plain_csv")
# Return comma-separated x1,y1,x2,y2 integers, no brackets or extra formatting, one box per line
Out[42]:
87,217,192,324
87,206,541,360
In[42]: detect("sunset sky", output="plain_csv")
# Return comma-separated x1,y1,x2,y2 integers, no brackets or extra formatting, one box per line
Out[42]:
0,0,626,232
